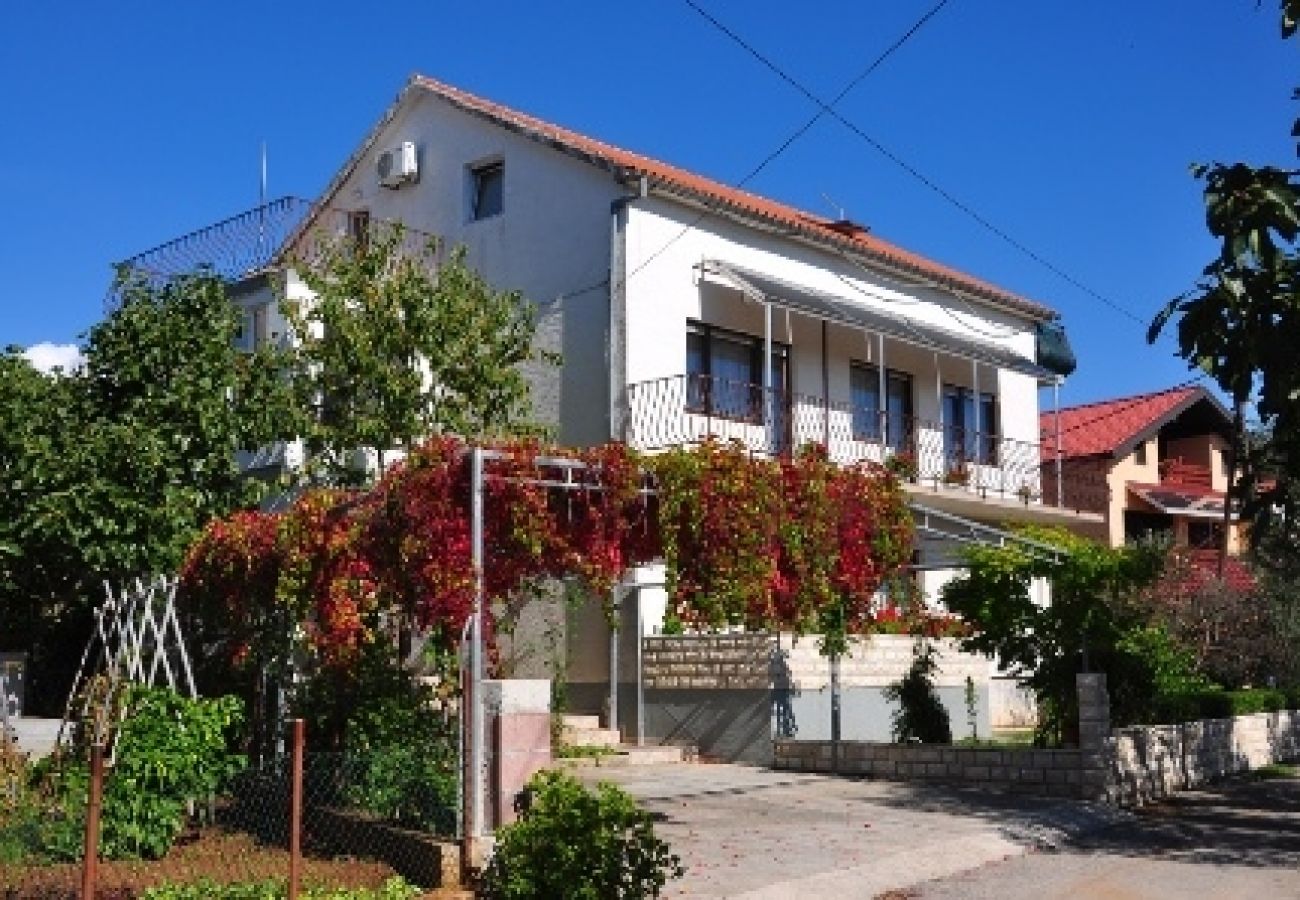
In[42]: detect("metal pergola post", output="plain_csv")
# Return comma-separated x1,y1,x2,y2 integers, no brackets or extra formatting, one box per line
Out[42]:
468,446,486,850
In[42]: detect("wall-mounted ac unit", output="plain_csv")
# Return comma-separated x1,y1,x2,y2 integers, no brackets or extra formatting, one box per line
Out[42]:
377,142,419,188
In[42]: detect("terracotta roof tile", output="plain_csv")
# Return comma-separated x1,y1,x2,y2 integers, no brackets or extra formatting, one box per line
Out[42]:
411,75,1056,322
1038,386,1201,459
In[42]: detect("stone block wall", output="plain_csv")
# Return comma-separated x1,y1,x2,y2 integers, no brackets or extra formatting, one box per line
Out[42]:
1109,709,1300,805
642,634,773,690
773,740,1101,800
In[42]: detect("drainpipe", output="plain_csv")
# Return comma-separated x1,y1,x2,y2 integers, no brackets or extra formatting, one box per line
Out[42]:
1054,378,1064,508
821,320,830,449
608,586,620,735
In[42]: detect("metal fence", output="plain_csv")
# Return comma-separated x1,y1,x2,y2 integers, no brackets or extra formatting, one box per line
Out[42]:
0,721,460,898
625,372,1110,511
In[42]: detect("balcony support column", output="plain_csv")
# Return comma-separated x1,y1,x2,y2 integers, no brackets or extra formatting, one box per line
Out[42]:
763,302,773,453
971,359,981,464
877,332,886,449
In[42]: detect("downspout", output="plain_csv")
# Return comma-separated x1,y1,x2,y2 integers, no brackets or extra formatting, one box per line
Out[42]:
821,320,830,448
1054,378,1063,508
608,176,646,444
764,302,774,453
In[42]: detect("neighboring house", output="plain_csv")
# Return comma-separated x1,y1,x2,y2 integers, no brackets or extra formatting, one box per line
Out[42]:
117,75,1100,749
1040,385,1247,555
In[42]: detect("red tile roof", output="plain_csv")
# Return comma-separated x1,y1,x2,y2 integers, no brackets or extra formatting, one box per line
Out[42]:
1039,386,1201,460
407,75,1056,323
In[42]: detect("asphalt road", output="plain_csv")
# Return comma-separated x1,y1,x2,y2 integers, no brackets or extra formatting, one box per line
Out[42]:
913,773,1300,900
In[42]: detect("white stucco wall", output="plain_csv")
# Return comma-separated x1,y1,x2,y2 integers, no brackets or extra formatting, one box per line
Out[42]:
620,198,1043,446
298,92,627,446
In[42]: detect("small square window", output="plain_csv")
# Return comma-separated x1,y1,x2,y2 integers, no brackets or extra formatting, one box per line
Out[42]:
1135,441,1147,466
470,161,504,220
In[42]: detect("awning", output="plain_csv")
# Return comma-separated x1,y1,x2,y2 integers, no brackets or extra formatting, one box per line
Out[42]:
701,259,1058,382
1128,483,1228,520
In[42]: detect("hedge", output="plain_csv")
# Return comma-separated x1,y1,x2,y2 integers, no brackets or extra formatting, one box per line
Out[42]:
1145,687,1300,725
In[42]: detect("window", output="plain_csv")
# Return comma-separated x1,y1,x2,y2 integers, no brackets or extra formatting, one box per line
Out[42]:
1134,440,1147,466
850,363,913,450
685,321,788,423
347,209,371,254
942,384,998,465
251,304,270,349
469,160,504,220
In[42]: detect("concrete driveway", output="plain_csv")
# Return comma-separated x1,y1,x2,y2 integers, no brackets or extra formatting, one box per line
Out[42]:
574,762,1125,899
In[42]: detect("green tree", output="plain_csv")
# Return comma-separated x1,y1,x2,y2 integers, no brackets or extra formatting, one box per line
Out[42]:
285,224,553,482
940,527,1168,744
1148,3,1300,569
0,271,296,713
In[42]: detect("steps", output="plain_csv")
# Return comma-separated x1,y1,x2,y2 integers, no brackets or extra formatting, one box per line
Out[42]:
556,714,693,767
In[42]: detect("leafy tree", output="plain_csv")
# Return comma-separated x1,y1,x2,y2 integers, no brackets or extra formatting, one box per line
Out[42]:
1148,3,1300,570
285,224,554,482
940,527,1167,743
0,271,296,713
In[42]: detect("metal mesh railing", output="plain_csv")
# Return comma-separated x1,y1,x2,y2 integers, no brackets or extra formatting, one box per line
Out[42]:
626,373,1109,511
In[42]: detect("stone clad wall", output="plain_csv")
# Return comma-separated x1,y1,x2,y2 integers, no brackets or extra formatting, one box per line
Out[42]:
773,741,1100,799
1110,709,1300,805
641,633,991,691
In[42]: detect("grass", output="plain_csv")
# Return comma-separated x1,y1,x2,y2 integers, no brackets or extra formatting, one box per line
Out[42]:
553,743,618,760
954,728,1036,749
1249,763,1299,780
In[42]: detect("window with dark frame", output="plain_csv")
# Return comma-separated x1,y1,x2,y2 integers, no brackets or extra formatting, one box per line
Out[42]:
1134,440,1148,466
347,209,371,255
469,160,504,220
850,362,913,450
942,384,998,465
685,321,788,423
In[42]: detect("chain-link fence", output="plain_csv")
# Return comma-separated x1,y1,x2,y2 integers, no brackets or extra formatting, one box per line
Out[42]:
0,722,462,898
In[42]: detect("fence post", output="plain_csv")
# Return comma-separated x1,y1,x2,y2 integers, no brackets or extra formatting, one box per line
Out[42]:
288,718,305,900
81,743,104,900
1076,673,1111,801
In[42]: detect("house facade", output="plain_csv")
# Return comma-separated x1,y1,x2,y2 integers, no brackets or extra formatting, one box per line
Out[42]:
117,76,1100,748
1039,385,1243,554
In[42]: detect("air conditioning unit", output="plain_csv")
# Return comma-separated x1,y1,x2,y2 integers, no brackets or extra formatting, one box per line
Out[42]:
377,141,418,188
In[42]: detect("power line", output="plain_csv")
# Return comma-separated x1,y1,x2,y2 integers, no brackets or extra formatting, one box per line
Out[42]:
680,0,1153,331
550,0,951,307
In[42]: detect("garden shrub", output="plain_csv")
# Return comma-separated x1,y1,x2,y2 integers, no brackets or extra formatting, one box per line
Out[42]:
883,641,951,744
1144,687,1294,724
21,687,244,862
140,877,418,899
480,769,682,899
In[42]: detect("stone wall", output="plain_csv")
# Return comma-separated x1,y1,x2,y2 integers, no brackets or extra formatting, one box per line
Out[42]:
1109,709,1300,805
773,740,1103,800
773,673,1300,806
642,634,772,690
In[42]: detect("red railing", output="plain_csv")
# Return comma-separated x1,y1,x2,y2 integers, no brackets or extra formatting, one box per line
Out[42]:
625,374,1107,512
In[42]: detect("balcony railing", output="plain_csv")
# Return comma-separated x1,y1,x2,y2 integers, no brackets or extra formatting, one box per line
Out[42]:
626,374,1104,512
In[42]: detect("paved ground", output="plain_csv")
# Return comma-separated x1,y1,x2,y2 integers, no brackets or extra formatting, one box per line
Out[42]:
575,762,1127,899
913,773,1300,900
577,763,1300,899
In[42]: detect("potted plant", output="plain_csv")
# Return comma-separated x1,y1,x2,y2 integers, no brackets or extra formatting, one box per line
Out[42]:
942,463,970,487
886,450,918,482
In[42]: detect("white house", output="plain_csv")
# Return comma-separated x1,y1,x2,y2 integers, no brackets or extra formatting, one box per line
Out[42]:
117,75,1098,751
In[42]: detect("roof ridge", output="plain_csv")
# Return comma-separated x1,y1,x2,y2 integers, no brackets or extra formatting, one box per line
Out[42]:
408,74,1057,323
1042,385,1199,419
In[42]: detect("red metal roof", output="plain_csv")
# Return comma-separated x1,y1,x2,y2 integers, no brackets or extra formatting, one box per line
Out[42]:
1039,386,1201,460
408,75,1056,323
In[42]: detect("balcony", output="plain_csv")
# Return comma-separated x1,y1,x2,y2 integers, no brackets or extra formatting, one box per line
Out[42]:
625,374,1105,520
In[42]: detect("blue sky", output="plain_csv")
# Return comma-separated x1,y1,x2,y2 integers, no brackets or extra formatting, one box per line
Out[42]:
1,1,1294,406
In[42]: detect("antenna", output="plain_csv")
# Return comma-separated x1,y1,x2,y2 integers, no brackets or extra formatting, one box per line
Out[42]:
821,192,846,222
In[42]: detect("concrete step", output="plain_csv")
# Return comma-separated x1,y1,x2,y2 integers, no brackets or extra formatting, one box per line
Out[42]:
562,725,622,748
558,744,692,768
559,714,602,731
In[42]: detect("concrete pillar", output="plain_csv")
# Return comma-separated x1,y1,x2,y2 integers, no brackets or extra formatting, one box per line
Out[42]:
484,679,552,829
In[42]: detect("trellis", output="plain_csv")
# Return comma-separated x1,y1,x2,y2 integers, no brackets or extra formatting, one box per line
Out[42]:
58,575,197,755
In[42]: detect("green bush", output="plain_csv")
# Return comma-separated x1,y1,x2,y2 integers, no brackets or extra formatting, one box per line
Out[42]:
883,641,951,744
1146,687,1293,724
140,877,418,899
481,769,682,899
14,687,244,862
